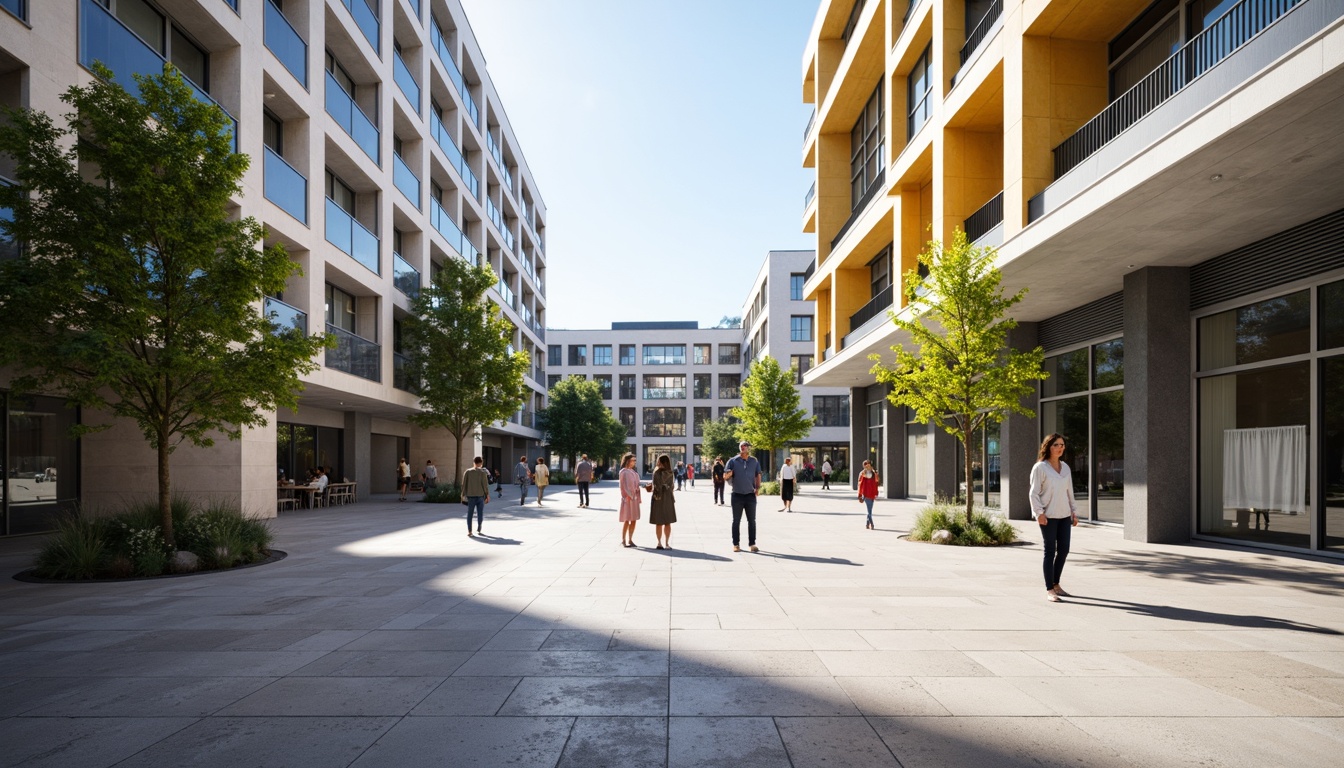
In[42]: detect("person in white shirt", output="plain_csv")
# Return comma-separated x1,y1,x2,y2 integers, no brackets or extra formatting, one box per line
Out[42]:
1029,433,1079,602
821,458,833,490
778,457,797,512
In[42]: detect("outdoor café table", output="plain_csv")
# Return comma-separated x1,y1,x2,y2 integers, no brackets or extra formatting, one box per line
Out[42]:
326,482,356,506
279,483,321,509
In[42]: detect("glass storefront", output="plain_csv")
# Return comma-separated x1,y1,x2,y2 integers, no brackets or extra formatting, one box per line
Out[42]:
955,421,1001,509
1040,337,1124,523
643,444,686,476
906,409,933,499
277,422,343,483
3,393,79,535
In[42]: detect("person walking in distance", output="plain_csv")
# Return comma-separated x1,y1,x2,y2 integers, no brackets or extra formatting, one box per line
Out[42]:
617,453,642,548
649,454,678,549
712,456,726,506
397,457,412,501
534,457,551,504
513,455,532,504
1031,433,1079,602
423,459,438,489
463,456,491,536
493,467,503,498
687,463,695,487
724,441,762,552
575,454,594,508
779,456,797,513
820,457,832,490
674,461,686,491
857,460,880,529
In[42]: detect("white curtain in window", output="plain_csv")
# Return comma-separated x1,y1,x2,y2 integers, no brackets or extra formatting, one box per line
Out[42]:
1221,426,1307,513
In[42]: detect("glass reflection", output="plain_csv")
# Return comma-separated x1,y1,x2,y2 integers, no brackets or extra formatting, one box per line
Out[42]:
1199,290,1309,370
7,394,78,534
1322,357,1344,551
1042,347,1088,396
1320,280,1344,351
1093,338,1124,388
1094,391,1124,523
1042,397,1089,505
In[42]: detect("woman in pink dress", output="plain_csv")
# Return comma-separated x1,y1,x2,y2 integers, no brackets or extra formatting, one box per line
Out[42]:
618,452,642,548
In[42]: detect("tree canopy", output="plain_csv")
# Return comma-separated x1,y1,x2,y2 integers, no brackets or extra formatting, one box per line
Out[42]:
871,230,1046,523
402,255,530,486
538,376,627,467
731,356,813,477
0,65,328,547
699,415,742,465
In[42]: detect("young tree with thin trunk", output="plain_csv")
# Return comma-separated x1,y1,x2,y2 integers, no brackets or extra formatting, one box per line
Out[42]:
402,256,529,487
871,230,1046,524
538,376,627,469
0,66,327,548
731,356,814,478
699,415,742,466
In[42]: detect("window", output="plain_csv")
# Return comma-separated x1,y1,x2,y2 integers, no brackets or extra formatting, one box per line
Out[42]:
814,395,850,427
547,374,560,389
791,316,814,342
547,345,561,366
643,344,686,366
1198,290,1309,371
619,344,637,365
719,407,739,422
718,345,740,365
263,110,283,154
325,284,356,333
619,407,636,437
693,373,712,399
643,375,686,400
694,343,712,365
643,407,686,437
326,170,356,215
851,81,885,208
1041,337,1126,524
593,345,612,366
869,245,892,297
791,273,806,301
595,374,612,400
719,374,740,399
908,46,932,140
792,355,813,384
694,407,712,437
568,345,587,366
619,374,637,399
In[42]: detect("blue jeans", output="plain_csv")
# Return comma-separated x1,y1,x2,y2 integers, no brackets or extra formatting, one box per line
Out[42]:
466,496,485,531
731,492,757,546
863,497,874,524
1041,517,1072,589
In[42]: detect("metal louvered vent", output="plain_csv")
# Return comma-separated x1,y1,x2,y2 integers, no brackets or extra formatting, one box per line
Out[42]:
1038,292,1124,352
1191,208,1344,309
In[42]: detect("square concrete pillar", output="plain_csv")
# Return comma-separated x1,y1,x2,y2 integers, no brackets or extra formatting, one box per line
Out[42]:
933,427,960,501
1000,322,1041,519
849,386,866,491
882,395,906,499
1123,267,1192,544
343,411,373,500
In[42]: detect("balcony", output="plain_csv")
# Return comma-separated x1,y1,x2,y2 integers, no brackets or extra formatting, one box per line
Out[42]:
0,179,19,262
325,198,380,275
393,153,421,209
845,285,894,347
804,181,816,211
430,22,479,128
430,198,468,256
79,0,237,152
964,191,1003,244
803,109,815,140
393,50,420,114
264,296,307,335
325,71,380,165
326,324,380,382
393,351,416,392
429,112,479,199
486,198,514,251
0,0,23,20
263,147,308,224
338,0,379,54
495,275,515,308
830,168,885,251
959,0,1001,66
393,252,420,298
264,0,307,88
487,133,514,193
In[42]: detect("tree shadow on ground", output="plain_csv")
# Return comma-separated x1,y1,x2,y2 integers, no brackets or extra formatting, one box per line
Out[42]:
1077,547,1344,597
1065,595,1343,634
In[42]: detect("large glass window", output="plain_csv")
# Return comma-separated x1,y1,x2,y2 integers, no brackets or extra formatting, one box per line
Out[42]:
1040,338,1125,522
790,316,814,342
693,373,712,399
619,407,636,437
619,344,636,365
3,393,80,535
595,374,612,400
814,395,850,427
619,374,636,400
906,409,932,499
1322,356,1344,552
792,355,813,384
1321,279,1344,351
643,344,685,366
1042,348,1089,397
719,374,741,399
643,375,686,400
1199,290,1310,370
325,284,357,333
718,345,740,365
568,345,587,366
907,45,932,140
547,344,561,366
791,273,806,301
850,82,885,209
693,407,712,437
694,343,712,365
592,345,612,366
643,407,686,437
277,422,343,490
644,444,686,476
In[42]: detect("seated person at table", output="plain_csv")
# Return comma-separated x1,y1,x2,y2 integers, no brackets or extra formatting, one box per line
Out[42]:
314,468,329,493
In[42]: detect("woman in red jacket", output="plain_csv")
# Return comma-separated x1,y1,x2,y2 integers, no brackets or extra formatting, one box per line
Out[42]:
857,460,880,530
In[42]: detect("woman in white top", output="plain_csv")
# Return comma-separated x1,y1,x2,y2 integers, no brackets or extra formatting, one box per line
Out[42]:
778,457,797,512
1029,433,1078,602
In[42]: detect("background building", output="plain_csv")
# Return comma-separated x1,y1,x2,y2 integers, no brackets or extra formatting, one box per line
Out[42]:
0,0,548,532
800,0,1344,556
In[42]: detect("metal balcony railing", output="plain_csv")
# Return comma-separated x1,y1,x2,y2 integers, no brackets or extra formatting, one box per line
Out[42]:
964,191,1004,243
848,285,894,337
830,169,884,250
959,0,1001,66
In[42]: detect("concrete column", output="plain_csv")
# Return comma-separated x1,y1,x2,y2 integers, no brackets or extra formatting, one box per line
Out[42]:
849,386,865,491
1001,322,1041,519
343,411,373,500
933,427,959,501
1123,267,1192,544
882,396,906,499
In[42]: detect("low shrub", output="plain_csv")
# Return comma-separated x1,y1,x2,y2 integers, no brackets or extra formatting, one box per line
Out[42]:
423,483,463,503
548,471,576,485
908,503,1017,546
831,468,849,484
34,516,108,580
178,502,274,569
758,480,780,496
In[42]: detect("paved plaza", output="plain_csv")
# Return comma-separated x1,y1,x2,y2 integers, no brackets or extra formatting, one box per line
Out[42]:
1,481,1342,767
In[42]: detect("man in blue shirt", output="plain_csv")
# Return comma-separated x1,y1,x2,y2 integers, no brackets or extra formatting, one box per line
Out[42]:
723,440,762,552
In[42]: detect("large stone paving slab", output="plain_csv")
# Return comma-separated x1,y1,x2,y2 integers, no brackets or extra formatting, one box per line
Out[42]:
0,484,1341,766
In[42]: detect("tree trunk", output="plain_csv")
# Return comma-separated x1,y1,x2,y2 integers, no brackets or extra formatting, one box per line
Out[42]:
964,432,975,526
454,433,467,488
158,435,175,549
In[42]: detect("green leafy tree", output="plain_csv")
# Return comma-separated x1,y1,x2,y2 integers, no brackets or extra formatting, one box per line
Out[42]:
699,415,742,465
402,256,529,487
0,66,327,548
538,376,626,468
871,230,1046,524
730,356,814,477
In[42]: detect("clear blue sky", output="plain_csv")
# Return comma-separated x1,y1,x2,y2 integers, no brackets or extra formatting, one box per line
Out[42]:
461,0,820,330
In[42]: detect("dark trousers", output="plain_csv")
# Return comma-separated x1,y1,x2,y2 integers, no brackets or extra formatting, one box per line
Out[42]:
731,492,757,546
1041,517,1072,589
466,496,485,531
713,480,725,504
821,473,830,489
577,481,590,505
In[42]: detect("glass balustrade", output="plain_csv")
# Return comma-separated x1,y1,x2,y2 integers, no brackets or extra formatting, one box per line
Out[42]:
487,133,511,192
430,21,479,127
264,296,307,335
429,113,479,199
430,198,465,255
0,199,19,262
393,351,415,391
393,51,420,113
79,0,237,151
2,0,27,21
325,198,380,275
496,276,514,307
263,147,308,224
264,0,308,88
339,0,380,54
393,153,421,209
486,199,514,251
325,70,380,164
393,252,420,298
326,323,380,382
